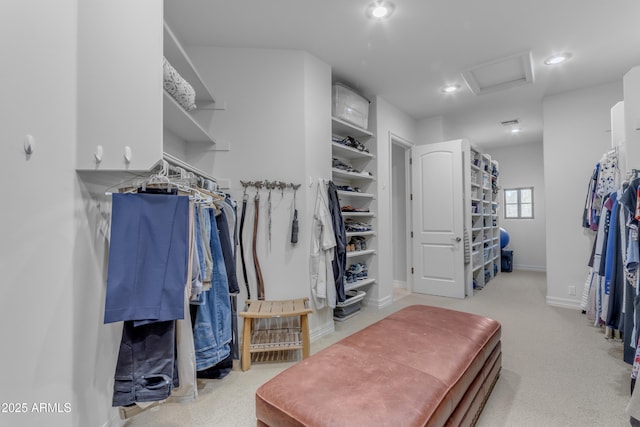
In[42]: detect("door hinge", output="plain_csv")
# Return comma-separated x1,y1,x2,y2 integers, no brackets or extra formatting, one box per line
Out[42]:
411,267,414,274
410,157,412,165
410,193,413,201
410,231,413,238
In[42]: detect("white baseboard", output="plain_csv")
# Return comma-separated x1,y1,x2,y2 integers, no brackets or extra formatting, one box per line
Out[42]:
546,296,581,310
366,293,393,309
310,320,335,342
513,264,546,272
393,280,407,289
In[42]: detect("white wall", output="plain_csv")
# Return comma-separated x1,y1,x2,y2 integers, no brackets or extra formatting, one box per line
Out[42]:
543,81,623,308
416,115,444,145
373,96,417,307
187,46,334,335
0,1,76,426
486,143,547,271
392,144,408,285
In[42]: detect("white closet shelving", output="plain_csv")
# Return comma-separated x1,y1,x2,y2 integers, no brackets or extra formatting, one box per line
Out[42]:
331,115,377,319
77,1,220,177
469,148,500,289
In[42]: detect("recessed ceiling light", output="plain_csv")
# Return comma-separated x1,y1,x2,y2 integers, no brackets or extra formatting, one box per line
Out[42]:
544,52,572,65
442,84,460,93
366,1,395,20
511,128,521,133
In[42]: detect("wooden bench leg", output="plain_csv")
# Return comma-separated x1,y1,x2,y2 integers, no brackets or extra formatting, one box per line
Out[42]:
242,317,252,371
301,313,310,359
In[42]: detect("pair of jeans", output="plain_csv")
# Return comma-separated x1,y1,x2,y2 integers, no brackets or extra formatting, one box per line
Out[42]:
112,320,177,406
193,208,232,370
104,193,189,325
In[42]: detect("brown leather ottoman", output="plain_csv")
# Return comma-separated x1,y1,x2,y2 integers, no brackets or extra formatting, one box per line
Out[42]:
255,305,501,427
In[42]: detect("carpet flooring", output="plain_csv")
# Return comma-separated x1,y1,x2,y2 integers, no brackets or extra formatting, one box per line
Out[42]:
125,270,632,427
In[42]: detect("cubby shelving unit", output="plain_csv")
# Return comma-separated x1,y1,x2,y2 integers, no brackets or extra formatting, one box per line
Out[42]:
468,147,500,290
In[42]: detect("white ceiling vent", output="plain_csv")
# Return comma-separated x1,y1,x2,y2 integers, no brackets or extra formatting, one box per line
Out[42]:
462,51,534,95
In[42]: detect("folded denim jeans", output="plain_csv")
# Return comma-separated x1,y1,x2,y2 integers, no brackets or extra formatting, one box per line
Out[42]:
112,320,178,407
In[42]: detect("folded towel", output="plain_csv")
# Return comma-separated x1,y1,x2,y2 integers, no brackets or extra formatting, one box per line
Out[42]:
163,57,197,112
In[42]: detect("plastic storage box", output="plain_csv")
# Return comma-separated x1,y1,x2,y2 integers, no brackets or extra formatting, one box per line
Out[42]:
332,83,370,129
334,290,366,321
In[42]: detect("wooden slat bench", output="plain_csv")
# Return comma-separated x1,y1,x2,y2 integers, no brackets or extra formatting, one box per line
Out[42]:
239,298,312,371
255,304,502,427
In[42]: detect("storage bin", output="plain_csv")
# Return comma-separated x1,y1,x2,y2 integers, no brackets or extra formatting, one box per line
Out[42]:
501,250,513,272
472,251,480,265
332,83,370,129
334,290,366,321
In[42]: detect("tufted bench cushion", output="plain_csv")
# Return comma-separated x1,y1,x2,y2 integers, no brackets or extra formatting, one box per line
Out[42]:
255,305,501,427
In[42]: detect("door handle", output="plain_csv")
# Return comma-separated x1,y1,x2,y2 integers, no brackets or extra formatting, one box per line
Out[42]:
452,237,462,242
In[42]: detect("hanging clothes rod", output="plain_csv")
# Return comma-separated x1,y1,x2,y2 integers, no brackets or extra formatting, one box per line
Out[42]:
103,154,218,196
162,152,217,185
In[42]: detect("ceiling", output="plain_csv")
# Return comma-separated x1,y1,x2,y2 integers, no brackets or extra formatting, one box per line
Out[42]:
165,0,640,149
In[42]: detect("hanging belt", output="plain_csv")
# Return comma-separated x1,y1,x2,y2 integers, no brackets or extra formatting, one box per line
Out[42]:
253,193,265,300
238,194,251,300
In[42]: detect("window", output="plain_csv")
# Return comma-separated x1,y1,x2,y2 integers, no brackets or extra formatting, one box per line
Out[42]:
504,187,534,219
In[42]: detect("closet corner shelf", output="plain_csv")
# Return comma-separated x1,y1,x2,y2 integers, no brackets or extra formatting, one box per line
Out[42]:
331,142,375,160
332,168,375,181
163,91,217,144
331,116,374,139
163,21,216,109
344,278,376,292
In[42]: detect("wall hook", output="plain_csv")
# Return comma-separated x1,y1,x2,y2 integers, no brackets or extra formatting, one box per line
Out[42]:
23,135,35,155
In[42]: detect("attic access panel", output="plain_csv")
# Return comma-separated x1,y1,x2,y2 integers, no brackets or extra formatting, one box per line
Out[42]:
462,51,534,95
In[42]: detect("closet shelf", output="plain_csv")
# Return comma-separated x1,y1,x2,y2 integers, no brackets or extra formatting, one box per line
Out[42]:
346,249,376,258
344,278,376,292
331,142,375,160
346,231,375,238
331,116,374,139
163,21,216,109
337,190,375,199
342,212,375,218
332,169,375,181
163,91,217,144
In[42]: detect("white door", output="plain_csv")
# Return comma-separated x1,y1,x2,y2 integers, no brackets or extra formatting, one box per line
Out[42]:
411,140,465,298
